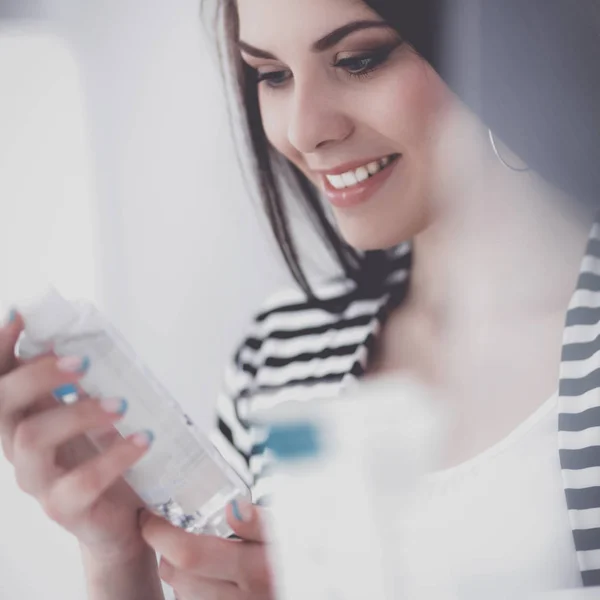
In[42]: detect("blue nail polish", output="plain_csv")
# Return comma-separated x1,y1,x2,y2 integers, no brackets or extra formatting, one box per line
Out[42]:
78,356,91,374
53,384,78,400
7,309,17,324
118,398,128,415
231,499,242,521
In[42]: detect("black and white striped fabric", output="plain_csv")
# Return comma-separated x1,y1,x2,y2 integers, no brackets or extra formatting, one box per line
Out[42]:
212,225,600,588
559,222,600,586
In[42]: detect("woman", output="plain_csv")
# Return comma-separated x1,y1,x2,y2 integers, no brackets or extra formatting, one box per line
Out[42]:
1,0,599,598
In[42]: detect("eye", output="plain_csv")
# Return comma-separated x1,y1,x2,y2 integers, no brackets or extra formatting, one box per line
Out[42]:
337,55,379,74
334,44,399,79
255,69,292,89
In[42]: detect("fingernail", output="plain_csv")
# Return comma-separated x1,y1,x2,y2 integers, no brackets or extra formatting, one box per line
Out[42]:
56,355,90,374
131,430,154,448
6,309,17,325
232,499,242,521
231,499,253,522
100,397,128,415
53,383,78,399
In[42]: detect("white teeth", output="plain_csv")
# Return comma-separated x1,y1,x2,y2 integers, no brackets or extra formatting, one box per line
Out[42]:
329,175,346,190
328,174,345,189
367,162,380,175
341,172,358,187
325,155,396,189
355,166,369,182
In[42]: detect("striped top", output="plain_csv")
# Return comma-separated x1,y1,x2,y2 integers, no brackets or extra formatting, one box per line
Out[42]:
211,224,600,588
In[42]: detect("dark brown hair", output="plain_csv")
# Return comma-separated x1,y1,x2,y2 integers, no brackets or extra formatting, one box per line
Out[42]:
203,0,600,299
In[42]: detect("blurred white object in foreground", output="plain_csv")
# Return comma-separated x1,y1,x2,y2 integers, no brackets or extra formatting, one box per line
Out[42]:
260,376,448,600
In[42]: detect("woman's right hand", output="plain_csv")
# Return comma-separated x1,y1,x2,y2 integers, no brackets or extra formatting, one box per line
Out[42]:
0,310,155,564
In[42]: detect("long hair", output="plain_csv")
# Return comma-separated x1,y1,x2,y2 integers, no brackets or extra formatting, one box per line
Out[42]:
203,0,600,299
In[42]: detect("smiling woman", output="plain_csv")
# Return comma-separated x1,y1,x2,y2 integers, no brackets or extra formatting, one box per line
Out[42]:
2,2,600,600
201,0,600,597
208,0,600,294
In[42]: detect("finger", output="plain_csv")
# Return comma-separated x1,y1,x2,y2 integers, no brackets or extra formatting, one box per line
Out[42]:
86,424,123,452
158,561,238,600
227,500,267,543
5,394,62,468
1,370,87,465
0,353,90,421
0,392,57,462
0,354,89,454
0,309,23,375
140,512,243,583
12,397,127,495
41,430,152,526
16,349,58,370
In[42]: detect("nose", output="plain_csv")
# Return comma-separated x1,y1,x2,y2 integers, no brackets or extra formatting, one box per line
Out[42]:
287,77,354,154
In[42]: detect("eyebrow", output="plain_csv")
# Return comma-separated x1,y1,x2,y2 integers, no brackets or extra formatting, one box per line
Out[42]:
238,20,391,60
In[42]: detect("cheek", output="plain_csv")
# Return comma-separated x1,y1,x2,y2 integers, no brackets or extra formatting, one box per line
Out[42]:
259,92,299,164
368,59,450,153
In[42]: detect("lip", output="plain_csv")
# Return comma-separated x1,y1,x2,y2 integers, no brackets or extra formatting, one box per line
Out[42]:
319,154,402,209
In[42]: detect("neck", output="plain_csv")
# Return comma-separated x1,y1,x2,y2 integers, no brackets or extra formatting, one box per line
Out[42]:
408,162,593,327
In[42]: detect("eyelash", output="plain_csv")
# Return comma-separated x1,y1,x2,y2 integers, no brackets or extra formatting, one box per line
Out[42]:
254,45,397,89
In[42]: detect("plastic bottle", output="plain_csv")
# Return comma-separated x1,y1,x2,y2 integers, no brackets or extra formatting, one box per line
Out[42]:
15,287,250,537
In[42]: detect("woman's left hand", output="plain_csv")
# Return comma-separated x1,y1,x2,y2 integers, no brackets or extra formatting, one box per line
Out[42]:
140,500,275,600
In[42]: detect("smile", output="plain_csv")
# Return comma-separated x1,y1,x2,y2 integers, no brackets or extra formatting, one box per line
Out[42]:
325,154,399,189
318,153,402,209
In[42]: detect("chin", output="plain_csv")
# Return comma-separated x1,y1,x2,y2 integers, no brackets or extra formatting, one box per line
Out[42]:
334,209,429,252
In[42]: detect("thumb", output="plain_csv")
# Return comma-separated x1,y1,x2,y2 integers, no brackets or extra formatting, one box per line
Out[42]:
227,499,267,542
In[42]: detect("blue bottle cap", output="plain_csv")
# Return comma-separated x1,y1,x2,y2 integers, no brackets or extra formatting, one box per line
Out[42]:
266,421,322,460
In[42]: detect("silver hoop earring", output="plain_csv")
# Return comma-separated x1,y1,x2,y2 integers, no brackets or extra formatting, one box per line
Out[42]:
488,129,530,173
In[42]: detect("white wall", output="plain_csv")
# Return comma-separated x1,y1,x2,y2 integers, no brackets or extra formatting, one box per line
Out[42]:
0,2,290,598
51,0,290,429
0,25,97,600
